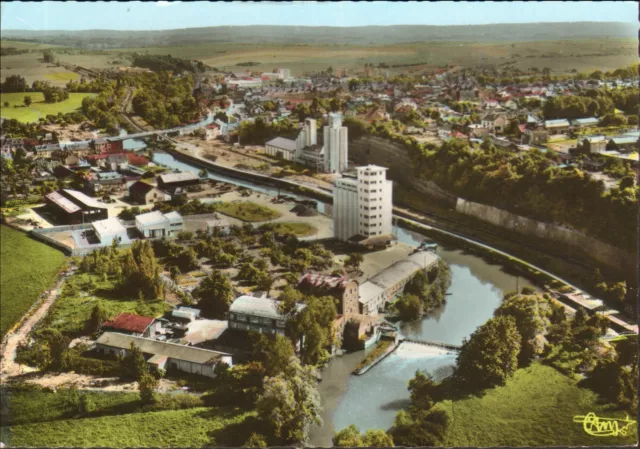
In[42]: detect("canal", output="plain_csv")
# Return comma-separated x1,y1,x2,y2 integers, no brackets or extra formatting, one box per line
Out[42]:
151,151,536,446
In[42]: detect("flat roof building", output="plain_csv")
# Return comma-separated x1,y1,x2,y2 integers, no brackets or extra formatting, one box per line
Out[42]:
228,295,306,336
92,217,128,246
135,210,184,239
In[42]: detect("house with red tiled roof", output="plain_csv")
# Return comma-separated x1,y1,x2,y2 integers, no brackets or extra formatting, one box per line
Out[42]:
126,153,149,166
103,313,159,337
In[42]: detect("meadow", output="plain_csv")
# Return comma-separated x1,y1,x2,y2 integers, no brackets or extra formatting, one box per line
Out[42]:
0,225,67,338
0,386,257,447
440,363,637,447
0,92,96,123
216,201,282,222
271,222,317,237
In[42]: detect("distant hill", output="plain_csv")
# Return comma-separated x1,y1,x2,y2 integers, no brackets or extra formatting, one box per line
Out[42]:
1,22,636,48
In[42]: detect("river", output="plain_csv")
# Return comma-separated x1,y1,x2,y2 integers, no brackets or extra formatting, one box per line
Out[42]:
151,151,536,446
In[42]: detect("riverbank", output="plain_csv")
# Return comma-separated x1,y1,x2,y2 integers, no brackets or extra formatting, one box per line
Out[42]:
353,340,397,375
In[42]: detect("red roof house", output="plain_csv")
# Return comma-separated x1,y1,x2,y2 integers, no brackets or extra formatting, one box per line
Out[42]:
103,313,156,337
126,153,150,166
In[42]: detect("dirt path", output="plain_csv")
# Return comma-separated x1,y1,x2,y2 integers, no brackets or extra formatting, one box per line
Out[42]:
0,276,66,382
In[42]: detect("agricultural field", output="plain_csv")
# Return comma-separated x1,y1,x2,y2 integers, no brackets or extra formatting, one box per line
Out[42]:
0,92,96,123
0,42,128,87
0,386,257,447
440,363,637,447
216,201,282,222
0,225,67,338
111,38,637,75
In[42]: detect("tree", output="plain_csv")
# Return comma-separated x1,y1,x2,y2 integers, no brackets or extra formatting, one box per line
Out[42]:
494,293,552,366
193,271,234,318
120,342,148,381
244,433,268,448
121,240,162,299
256,333,295,377
333,425,363,447
138,372,158,403
408,370,438,410
256,357,322,444
390,408,450,446
362,429,395,447
23,96,32,107
395,293,423,321
87,301,109,333
455,315,521,391
344,253,364,273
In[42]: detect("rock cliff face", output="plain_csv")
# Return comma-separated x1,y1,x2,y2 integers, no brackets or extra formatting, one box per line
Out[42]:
456,199,635,272
349,135,456,205
349,135,635,271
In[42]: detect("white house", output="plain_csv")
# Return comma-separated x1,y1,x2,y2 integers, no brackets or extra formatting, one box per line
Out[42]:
135,210,184,238
92,217,128,246
333,165,393,245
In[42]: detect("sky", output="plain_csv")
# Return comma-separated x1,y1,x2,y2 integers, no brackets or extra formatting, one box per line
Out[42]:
1,1,637,31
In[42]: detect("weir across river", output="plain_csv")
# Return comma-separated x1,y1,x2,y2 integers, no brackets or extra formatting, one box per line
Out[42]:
398,337,461,351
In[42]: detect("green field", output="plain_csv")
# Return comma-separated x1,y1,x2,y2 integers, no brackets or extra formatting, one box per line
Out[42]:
217,201,282,222
44,71,80,82
440,363,637,447
0,92,95,123
0,387,257,447
0,225,67,338
271,222,317,237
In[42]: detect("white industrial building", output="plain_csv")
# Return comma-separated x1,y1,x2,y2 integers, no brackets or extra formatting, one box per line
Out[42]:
135,210,184,238
358,250,439,315
296,118,318,154
92,217,128,246
333,165,393,244
265,136,297,161
277,68,291,79
295,118,324,171
324,113,349,174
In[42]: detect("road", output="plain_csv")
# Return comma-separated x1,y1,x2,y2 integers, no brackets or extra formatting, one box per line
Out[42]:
0,275,67,382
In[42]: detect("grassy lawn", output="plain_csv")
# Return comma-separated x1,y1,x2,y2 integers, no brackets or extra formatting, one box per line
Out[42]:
0,225,67,338
1,386,257,447
44,72,80,82
216,201,282,222
440,363,637,447
44,272,168,337
0,92,96,123
271,222,317,237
